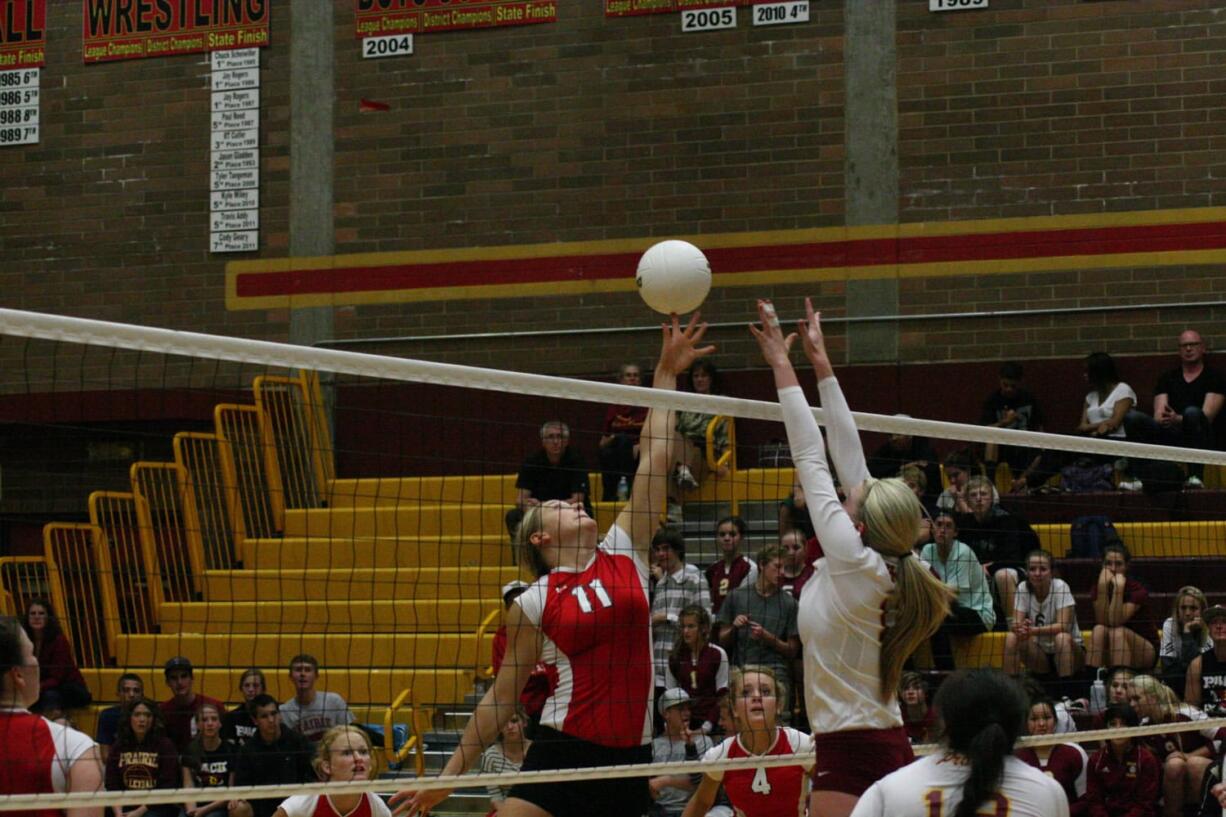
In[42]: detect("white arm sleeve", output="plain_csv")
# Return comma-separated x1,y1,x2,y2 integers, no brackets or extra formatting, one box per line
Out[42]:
1159,618,1177,660
715,646,730,692
779,385,866,565
816,376,870,489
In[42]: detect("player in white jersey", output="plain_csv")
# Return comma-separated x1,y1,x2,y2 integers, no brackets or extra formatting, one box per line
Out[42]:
851,669,1069,817
751,299,952,817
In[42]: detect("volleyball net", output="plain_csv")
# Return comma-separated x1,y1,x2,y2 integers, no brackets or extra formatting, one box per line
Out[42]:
1,307,1225,812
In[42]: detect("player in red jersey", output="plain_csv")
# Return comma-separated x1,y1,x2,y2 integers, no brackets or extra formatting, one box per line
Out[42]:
683,666,813,817
274,725,389,817
0,615,103,817
392,314,713,817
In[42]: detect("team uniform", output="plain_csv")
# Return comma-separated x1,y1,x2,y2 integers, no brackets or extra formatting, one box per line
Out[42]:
701,727,812,817
1195,648,1226,715
779,380,915,795
1013,578,1084,655
1015,744,1088,805
665,642,730,732
0,707,95,811
510,524,653,816
277,794,391,817
849,753,1070,817
707,556,758,614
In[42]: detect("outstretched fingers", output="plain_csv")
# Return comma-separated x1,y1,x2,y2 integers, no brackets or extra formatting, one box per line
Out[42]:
749,299,797,366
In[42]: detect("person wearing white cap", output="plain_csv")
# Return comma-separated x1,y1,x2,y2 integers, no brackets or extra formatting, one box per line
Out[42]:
650,688,713,817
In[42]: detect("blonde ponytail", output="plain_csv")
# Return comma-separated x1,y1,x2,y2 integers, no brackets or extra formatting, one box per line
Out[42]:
860,478,954,700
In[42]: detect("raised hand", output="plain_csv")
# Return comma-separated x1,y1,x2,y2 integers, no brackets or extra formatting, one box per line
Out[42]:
658,312,715,377
389,786,452,817
749,299,797,369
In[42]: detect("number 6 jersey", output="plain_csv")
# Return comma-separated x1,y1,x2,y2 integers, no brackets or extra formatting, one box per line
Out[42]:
516,524,653,748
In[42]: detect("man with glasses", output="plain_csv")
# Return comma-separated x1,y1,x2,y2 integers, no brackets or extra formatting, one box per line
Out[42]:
505,419,592,537
1151,329,1224,487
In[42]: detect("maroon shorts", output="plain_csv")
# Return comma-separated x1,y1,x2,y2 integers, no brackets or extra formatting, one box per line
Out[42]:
811,726,914,796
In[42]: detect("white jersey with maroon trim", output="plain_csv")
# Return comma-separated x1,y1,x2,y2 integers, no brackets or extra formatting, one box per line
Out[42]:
702,727,812,817
516,524,653,748
277,793,391,817
849,753,1069,817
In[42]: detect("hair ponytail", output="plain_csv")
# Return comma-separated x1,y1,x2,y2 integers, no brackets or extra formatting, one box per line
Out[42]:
512,506,552,578
860,477,953,699
933,670,1027,817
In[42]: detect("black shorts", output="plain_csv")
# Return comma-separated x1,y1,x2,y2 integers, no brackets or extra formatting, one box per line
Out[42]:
506,726,652,817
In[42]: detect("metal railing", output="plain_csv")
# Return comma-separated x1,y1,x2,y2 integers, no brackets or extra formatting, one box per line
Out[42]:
131,462,206,602
473,607,501,684
254,373,328,510
174,432,245,569
383,687,427,776
44,523,119,667
215,403,284,539
89,491,162,633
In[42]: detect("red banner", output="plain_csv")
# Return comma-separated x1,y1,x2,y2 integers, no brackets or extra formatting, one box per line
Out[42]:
354,0,555,37
82,0,270,64
0,0,45,69
606,0,769,16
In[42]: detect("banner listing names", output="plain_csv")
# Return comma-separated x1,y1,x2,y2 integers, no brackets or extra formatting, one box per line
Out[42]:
209,48,259,253
82,0,270,64
354,0,555,36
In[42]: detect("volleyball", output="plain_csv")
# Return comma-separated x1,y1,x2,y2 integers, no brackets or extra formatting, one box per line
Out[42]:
635,240,712,315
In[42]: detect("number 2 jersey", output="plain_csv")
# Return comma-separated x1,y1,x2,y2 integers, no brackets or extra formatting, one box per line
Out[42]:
701,727,813,817
516,524,653,748
850,753,1069,817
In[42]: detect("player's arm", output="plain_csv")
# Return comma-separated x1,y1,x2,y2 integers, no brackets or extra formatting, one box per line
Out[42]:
679,775,722,817
617,313,713,554
1185,654,1203,706
391,604,542,816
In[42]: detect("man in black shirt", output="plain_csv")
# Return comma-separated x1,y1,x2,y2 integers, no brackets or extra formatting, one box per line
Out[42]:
228,695,315,817
979,361,1050,492
505,419,591,536
1151,329,1225,486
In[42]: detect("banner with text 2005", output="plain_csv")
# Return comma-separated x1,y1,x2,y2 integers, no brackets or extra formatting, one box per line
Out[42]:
82,0,270,64
355,0,556,37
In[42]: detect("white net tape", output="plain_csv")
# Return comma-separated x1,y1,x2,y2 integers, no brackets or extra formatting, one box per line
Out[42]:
2,718,1222,811
1,307,1223,465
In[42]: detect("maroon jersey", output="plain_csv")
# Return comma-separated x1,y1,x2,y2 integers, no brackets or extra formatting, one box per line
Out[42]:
602,404,648,440
703,727,811,817
706,556,755,614
1139,712,1212,761
1016,743,1087,806
779,562,815,600
517,525,652,748
1084,743,1160,817
1090,576,1156,643
903,705,937,744
666,643,729,728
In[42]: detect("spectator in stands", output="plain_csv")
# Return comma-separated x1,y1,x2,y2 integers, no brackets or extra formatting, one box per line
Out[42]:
673,359,730,497
954,475,1038,626
1183,604,1226,712
865,417,942,507
935,448,999,513
222,668,266,746
22,599,92,714
1015,696,1088,807
777,529,814,600
651,527,712,710
505,420,591,537
1161,588,1212,698
1087,544,1157,674
490,581,551,737
478,706,531,815
1082,703,1160,817
980,361,1051,493
228,695,314,817
1129,674,1214,817
1078,352,1144,441
1004,550,1085,686
1088,666,1139,731
97,672,144,762
665,604,729,735
898,671,935,744
921,512,995,670
717,545,800,717
705,515,757,614
279,654,355,743
597,362,648,501
271,725,387,817
105,698,180,817
777,473,816,541
649,689,713,817
182,702,235,817
1150,329,1224,488
160,656,224,752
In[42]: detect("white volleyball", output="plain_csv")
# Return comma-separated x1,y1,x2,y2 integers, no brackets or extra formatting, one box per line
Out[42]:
634,240,712,315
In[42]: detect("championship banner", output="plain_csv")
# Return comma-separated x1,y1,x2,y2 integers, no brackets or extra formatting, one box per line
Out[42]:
606,0,769,17
355,0,556,37
82,0,270,64
0,0,45,69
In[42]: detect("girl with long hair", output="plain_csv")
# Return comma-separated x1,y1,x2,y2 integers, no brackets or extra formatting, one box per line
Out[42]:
105,698,180,817
682,666,812,817
750,298,954,817
666,604,729,734
1087,543,1157,672
1014,697,1087,807
274,725,390,817
1129,674,1213,817
1158,586,1211,694
852,669,1068,817
183,702,236,817
222,667,266,745
22,598,92,713
392,314,713,817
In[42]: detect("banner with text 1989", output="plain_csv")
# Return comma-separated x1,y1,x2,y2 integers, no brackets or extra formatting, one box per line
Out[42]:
606,0,770,16
1,0,45,69
82,0,270,64
355,0,556,37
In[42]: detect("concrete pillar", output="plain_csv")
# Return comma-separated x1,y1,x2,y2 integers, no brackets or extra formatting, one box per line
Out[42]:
843,0,899,363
